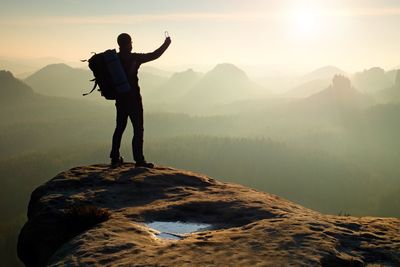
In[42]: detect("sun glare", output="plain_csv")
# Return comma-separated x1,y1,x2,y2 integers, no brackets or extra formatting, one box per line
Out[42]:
288,5,324,39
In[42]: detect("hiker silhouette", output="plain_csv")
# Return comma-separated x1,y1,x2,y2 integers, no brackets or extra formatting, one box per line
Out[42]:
110,33,171,168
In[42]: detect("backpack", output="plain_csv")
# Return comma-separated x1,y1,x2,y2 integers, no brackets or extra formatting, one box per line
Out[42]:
83,49,132,99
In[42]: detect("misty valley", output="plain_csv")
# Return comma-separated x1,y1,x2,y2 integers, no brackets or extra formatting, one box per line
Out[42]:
1,62,400,266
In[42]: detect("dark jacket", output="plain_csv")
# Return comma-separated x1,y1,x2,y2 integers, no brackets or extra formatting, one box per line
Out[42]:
119,40,171,92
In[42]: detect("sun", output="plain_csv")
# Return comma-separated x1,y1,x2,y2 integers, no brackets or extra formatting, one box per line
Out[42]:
294,9,319,35
288,5,323,39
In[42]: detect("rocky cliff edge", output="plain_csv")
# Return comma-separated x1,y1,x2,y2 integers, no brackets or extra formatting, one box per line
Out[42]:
18,164,400,266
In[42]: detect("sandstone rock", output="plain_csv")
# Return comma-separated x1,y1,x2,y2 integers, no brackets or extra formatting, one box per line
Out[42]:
18,164,400,266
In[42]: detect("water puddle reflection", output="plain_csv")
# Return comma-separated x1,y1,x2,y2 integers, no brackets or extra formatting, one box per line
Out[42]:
146,221,213,240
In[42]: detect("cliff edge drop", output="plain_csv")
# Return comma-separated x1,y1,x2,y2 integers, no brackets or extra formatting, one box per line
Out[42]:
18,164,400,266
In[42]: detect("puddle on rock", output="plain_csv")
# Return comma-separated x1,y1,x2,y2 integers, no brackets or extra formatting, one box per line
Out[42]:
146,221,213,240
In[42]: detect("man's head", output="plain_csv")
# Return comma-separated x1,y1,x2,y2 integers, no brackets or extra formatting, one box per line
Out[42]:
117,33,132,53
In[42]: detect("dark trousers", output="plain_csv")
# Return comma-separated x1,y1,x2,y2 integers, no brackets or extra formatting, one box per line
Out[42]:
110,94,145,163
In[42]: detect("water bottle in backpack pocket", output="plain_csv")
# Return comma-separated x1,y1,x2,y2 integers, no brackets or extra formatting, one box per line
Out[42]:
83,49,132,99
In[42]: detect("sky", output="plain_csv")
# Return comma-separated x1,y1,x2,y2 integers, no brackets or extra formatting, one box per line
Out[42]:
1,0,400,72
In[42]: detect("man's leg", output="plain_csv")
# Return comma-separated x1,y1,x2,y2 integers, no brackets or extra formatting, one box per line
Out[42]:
129,98,145,163
110,104,128,160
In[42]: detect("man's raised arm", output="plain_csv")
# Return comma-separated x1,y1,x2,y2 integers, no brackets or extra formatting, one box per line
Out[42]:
138,37,171,64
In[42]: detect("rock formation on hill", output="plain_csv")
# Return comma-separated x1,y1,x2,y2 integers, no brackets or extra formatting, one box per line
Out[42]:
18,164,400,266
302,75,373,110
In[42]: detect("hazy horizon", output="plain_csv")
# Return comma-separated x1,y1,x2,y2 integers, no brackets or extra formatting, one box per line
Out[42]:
2,0,400,72
2,55,399,84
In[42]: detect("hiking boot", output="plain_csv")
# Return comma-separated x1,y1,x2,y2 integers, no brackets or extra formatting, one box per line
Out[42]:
135,161,154,168
111,156,124,167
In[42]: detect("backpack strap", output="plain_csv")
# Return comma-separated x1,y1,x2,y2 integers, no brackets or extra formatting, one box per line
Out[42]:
82,81,98,96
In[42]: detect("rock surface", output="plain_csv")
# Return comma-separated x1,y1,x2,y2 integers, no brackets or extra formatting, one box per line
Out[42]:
18,164,400,266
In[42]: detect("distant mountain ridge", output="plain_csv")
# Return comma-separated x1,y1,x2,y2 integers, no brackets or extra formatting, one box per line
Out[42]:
0,69,111,124
146,68,203,103
0,56,84,78
140,66,173,78
23,63,175,101
18,62,390,110
0,70,34,102
301,66,347,82
24,63,93,99
182,63,266,105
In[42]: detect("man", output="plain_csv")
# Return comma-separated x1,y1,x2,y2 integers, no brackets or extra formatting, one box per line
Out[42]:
110,33,171,168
